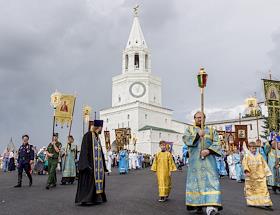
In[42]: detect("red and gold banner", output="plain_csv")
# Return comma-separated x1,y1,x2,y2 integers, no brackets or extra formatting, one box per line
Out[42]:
55,94,76,126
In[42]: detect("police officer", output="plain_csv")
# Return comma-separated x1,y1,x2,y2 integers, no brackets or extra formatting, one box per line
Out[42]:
14,134,34,188
46,133,62,189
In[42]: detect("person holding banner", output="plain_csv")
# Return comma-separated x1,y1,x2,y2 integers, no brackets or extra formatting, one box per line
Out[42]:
183,111,222,215
75,120,108,205
61,135,77,185
267,133,280,194
45,133,62,190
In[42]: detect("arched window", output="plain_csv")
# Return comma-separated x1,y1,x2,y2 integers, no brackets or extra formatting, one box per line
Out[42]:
134,54,139,69
125,54,128,69
145,54,148,69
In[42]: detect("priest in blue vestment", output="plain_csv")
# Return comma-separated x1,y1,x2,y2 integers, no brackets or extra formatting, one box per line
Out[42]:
183,111,222,215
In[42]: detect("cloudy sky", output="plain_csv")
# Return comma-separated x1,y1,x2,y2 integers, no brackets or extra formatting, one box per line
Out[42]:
1,0,280,151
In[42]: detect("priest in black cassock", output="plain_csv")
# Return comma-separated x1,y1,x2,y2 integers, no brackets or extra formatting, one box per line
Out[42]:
75,120,108,205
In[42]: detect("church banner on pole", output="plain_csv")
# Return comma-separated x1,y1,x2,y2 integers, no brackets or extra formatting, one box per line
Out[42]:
55,94,76,127
263,79,280,132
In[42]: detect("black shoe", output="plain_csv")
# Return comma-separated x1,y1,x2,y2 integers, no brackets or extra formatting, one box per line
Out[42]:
45,185,50,190
29,181,32,187
196,207,203,214
264,206,274,211
14,184,21,188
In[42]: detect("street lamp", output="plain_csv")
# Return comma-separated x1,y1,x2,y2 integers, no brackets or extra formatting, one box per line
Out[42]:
197,67,208,159
50,90,62,136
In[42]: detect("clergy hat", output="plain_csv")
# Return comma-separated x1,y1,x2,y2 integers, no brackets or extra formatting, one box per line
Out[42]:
93,120,103,127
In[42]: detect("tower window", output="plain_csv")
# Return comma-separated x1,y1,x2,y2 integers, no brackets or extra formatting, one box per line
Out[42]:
125,54,128,69
118,96,121,103
127,114,130,120
134,54,139,69
145,54,148,69
145,114,148,119
106,118,109,123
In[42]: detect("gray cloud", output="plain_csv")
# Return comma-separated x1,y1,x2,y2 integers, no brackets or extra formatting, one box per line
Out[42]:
1,0,280,151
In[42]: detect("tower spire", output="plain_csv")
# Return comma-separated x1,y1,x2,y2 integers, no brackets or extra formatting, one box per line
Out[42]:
126,5,148,49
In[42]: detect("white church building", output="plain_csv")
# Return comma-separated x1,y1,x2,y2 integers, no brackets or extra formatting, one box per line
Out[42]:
100,10,189,156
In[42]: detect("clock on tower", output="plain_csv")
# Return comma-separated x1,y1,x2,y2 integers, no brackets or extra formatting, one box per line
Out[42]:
129,82,146,98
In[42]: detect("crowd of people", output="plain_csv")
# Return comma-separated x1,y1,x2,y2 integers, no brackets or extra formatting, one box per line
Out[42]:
0,114,279,215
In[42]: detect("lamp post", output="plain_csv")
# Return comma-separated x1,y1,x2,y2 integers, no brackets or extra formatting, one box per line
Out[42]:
197,68,208,159
82,105,92,135
50,90,62,137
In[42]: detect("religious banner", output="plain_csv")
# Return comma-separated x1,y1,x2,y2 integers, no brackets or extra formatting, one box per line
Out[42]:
126,128,131,145
55,94,76,127
263,79,280,132
235,125,248,149
104,131,111,150
115,128,125,151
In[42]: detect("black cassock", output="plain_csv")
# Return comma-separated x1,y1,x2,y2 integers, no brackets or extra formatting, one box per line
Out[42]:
75,131,108,205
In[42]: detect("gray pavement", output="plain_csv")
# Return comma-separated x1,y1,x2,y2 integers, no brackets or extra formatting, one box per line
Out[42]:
0,168,279,215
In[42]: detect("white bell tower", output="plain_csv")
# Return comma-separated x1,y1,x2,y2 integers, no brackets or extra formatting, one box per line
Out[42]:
112,6,162,107
122,6,151,74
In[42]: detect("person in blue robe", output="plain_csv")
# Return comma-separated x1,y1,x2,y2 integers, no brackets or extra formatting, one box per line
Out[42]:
118,149,128,174
215,149,227,177
182,144,188,165
183,111,222,215
232,147,243,183
267,139,280,194
61,135,77,185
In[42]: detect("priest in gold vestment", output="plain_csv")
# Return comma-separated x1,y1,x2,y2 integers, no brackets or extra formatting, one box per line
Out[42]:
151,141,177,202
242,141,273,209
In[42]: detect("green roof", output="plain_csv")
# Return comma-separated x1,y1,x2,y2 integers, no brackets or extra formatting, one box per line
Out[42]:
138,125,180,134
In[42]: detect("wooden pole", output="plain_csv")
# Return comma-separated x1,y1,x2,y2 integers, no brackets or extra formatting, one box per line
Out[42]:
52,107,56,138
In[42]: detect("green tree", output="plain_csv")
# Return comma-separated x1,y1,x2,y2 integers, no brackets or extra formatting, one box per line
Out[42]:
260,116,270,141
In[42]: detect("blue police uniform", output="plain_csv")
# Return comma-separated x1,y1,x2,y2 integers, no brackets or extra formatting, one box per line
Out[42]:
15,143,34,187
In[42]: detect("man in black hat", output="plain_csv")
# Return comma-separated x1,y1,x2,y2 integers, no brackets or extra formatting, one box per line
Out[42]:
75,120,108,205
